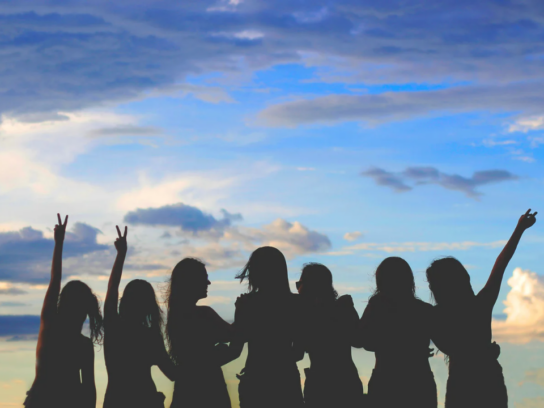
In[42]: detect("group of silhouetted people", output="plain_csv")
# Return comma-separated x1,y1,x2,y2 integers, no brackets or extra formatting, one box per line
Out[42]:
23,210,537,408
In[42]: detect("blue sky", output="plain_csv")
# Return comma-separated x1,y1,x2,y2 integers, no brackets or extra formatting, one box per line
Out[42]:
1,1,544,407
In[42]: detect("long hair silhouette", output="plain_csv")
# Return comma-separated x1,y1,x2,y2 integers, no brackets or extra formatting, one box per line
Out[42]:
236,246,291,294
372,256,416,299
103,226,174,408
426,210,537,408
234,246,304,408
166,257,234,408
58,280,104,344
297,263,365,408
25,214,102,408
356,256,437,408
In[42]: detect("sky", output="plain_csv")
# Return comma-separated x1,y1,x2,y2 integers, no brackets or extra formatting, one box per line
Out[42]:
1,0,544,407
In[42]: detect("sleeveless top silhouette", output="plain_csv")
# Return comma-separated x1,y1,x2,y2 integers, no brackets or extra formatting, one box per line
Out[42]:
235,292,304,408
360,296,437,408
24,325,92,408
432,296,507,408
301,294,365,408
170,305,231,408
104,320,167,408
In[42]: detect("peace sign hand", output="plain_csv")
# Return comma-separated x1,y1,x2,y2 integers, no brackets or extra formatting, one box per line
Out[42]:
54,213,68,243
517,209,537,231
114,226,128,254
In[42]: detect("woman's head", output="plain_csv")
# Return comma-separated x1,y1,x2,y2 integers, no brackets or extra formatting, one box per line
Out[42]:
426,257,474,306
57,280,103,345
298,263,337,302
372,257,416,300
166,257,209,363
119,279,163,333
236,246,291,294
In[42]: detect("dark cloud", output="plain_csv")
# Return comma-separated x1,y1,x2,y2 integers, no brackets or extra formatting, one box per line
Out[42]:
258,83,544,127
0,224,108,283
1,1,544,118
0,315,40,337
361,167,411,192
362,166,518,198
124,203,242,233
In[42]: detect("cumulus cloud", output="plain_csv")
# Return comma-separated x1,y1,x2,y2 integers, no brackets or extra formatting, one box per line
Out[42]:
493,268,544,344
2,1,544,118
229,218,332,259
258,84,544,128
361,166,518,198
124,203,242,234
0,224,108,283
343,231,362,242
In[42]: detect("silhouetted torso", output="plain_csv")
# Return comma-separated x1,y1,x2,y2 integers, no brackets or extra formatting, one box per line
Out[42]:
360,296,437,408
302,295,365,408
104,319,165,408
171,305,231,408
26,321,91,407
236,292,304,408
432,294,507,408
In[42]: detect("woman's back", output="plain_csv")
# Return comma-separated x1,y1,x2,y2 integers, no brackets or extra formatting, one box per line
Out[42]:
238,292,301,369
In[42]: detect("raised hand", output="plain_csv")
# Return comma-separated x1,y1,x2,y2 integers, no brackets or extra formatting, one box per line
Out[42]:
54,213,68,243
517,209,537,231
114,226,128,254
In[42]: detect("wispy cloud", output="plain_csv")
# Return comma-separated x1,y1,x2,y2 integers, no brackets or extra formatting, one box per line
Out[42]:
334,240,506,254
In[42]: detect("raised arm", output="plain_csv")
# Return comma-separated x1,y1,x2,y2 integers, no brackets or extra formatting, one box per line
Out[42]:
105,226,128,322
479,209,537,308
41,214,68,322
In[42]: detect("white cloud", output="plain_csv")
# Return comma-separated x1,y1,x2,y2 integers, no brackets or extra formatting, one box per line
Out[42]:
343,232,362,242
493,268,544,344
339,240,506,254
509,116,544,133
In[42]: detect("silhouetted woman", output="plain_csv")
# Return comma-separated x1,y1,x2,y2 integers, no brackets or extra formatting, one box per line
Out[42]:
356,256,437,408
25,214,103,408
166,257,237,408
233,246,304,408
427,209,537,408
297,263,365,408
104,226,175,408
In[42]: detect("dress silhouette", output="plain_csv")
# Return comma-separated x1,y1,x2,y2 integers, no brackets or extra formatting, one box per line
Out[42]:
427,209,537,408
104,226,175,408
233,246,305,408
166,257,236,408
356,257,437,408
297,263,365,408
24,214,103,408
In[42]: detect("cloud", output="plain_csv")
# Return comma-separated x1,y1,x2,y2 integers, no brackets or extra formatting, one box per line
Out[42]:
337,240,506,254
509,116,544,133
361,167,411,192
520,368,544,387
0,315,40,337
258,84,544,128
224,218,332,259
361,166,518,198
493,268,544,344
87,125,163,138
124,203,242,234
0,224,108,283
343,231,362,242
2,2,544,119
514,397,544,408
